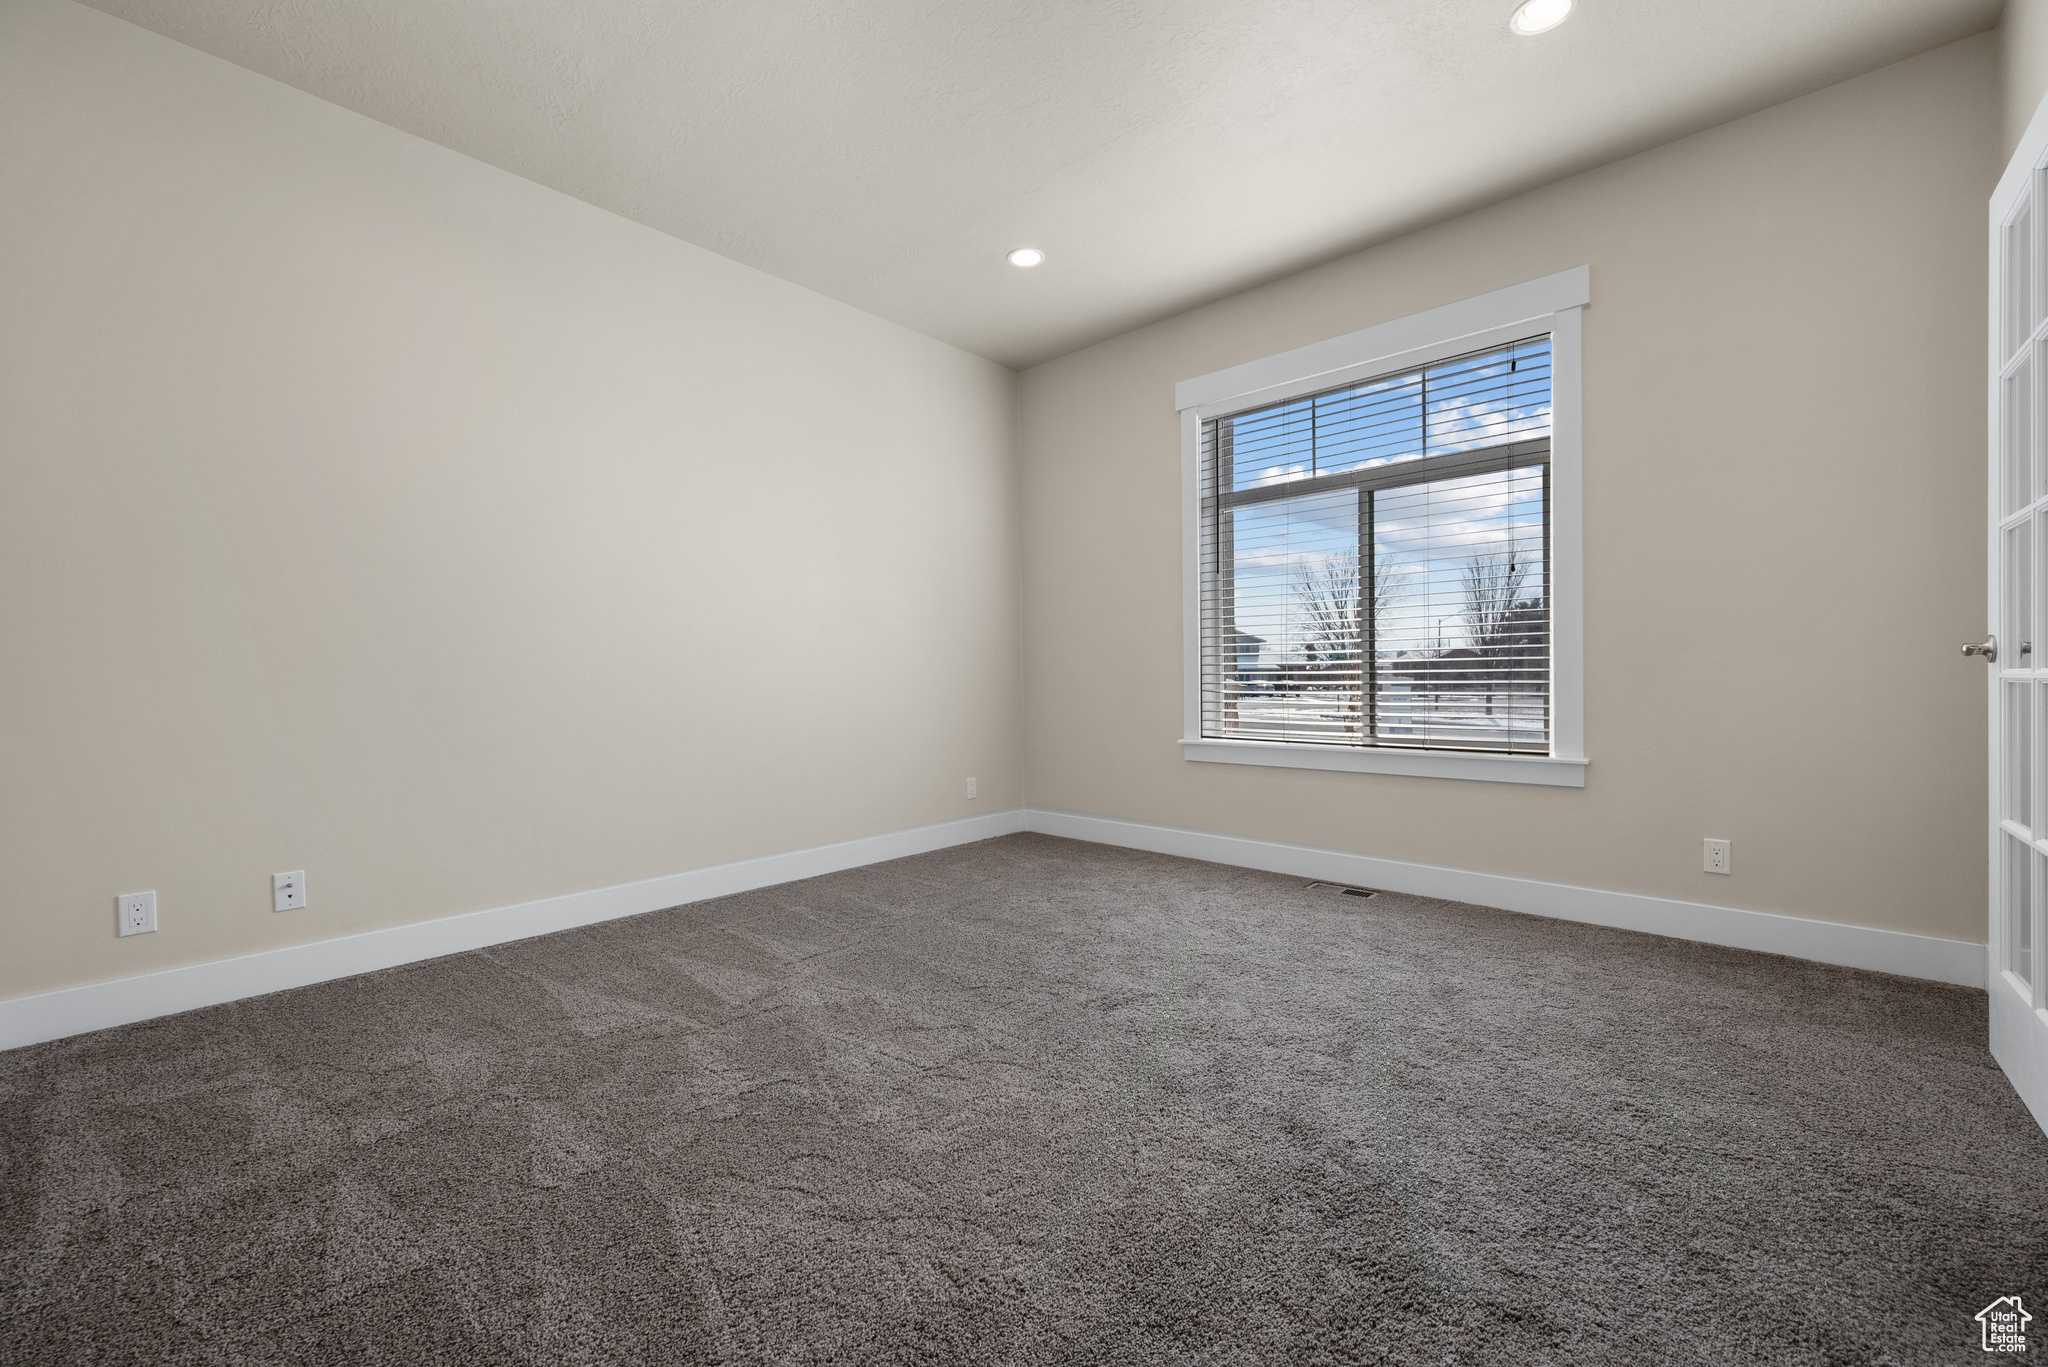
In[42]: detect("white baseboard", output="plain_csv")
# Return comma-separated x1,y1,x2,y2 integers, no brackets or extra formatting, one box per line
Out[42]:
2,800,1986,1052
1022,806,1988,990
0,807,1027,1052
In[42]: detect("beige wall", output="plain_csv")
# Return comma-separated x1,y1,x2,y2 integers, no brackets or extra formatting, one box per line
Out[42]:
0,1,2009,1008
0,0,1020,1001
1020,35,1998,945
2006,0,2048,158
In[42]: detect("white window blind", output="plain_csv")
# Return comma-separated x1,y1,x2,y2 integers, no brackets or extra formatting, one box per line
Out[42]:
1199,336,1553,755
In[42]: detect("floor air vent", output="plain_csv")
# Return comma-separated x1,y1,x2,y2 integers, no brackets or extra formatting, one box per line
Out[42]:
1305,882,1377,899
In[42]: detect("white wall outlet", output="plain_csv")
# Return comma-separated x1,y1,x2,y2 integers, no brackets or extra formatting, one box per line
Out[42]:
117,891,157,937
273,870,307,912
1703,838,1732,875
965,776,977,800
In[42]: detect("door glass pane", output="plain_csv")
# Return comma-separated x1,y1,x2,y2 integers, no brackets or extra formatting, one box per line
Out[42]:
2008,835,2035,991
2039,516,2048,667
2009,683,2033,828
2009,205,2034,361
2008,354,2034,516
2009,518,2034,666
2035,169,2048,334
2035,849,2046,1002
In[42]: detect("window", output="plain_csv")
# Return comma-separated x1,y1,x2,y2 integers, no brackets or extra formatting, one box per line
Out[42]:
1177,269,1588,786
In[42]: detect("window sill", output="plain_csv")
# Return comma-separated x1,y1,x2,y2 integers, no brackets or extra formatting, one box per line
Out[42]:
1181,738,1588,787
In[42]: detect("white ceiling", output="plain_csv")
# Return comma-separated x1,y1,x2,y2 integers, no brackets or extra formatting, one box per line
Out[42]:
81,0,2000,367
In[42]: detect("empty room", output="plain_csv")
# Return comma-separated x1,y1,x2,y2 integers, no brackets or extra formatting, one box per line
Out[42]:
5,0,2048,1361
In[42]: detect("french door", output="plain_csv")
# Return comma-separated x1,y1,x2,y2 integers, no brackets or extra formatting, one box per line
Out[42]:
1990,117,2048,1134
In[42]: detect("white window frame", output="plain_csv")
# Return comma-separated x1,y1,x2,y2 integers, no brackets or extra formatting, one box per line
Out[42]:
1177,267,1589,788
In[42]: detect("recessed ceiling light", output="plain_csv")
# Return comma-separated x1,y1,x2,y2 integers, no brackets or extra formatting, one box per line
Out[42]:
1006,247,1045,268
1509,0,1573,36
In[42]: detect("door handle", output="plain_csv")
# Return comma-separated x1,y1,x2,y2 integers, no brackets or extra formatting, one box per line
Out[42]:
1963,635,1998,661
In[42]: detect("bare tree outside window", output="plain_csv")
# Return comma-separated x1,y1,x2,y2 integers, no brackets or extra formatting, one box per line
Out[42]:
1290,552,1418,731
1291,554,1358,668
1288,554,1360,729
1459,550,1546,718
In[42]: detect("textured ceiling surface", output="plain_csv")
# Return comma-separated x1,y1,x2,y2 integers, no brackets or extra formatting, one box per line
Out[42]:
79,0,2000,367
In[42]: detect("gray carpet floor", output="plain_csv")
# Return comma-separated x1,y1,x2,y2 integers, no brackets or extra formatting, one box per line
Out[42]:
3,833,2044,1365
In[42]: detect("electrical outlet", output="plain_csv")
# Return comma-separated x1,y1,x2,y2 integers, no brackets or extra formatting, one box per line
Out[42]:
965,776,977,800
117,891,157,937
273,870,307,912
1703,838,1732,875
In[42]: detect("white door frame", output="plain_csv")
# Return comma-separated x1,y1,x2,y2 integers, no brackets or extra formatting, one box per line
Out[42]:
1989,98,2048,1136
